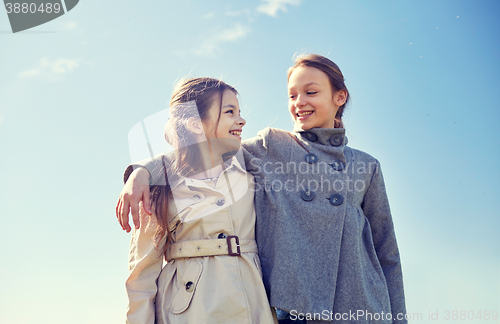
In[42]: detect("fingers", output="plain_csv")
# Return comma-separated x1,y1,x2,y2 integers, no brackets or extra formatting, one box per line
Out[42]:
116,199,124,230
130,198,140,231
143,189,152,215
122,198,132,233
115,199,120,220
116,167,151,232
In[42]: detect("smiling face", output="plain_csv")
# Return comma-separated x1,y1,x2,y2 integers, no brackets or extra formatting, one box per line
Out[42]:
202,89,246,153
288,65,346,130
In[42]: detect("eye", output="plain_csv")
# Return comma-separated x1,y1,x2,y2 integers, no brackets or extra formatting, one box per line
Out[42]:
289,94,296,99
225,109,234,114
307,91,317,95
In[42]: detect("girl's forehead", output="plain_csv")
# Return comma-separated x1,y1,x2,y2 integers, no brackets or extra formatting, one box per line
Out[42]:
288,66,328,88
221,90,239,105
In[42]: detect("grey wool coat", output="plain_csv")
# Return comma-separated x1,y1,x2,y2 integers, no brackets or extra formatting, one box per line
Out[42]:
126,127,407,324
242,127,406,323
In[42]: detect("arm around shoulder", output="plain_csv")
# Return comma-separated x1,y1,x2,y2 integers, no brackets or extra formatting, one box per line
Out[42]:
124,153,170,186
242,127,273,172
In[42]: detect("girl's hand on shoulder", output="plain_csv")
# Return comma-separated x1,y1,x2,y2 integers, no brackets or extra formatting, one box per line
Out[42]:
115,167,152,233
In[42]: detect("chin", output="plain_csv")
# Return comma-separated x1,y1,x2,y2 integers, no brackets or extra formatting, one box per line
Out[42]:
225,142,241,152
219,138,241,153
294,122,313,131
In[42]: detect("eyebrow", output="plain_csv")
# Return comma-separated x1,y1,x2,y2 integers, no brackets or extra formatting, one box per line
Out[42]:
288,82,320,91
222,104,241,113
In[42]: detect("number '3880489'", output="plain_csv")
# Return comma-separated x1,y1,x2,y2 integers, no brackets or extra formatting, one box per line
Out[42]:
3,0,79,33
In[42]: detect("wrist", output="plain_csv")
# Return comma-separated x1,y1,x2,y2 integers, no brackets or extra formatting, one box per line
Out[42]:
132,167,152,185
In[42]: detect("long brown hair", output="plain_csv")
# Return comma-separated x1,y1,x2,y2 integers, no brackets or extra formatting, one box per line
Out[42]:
150,77,238,257
287,54,350,128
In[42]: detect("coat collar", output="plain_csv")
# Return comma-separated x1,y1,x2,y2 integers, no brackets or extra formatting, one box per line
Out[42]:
293,127,348,147
169,155,246,191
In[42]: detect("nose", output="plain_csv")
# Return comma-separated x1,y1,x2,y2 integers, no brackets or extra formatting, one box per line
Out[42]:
237,116,246,127
295,94,306,108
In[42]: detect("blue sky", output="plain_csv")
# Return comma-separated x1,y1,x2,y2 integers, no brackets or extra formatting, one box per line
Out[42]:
0,0,499,323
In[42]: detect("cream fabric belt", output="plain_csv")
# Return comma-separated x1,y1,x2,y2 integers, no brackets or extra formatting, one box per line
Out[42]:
166,236,258,261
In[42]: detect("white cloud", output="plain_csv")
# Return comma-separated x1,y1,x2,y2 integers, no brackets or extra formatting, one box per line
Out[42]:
0,116,3,125
19,69,41,78
219,23,250,41
64,21,78,30
19,57,80,81
204,12,214,19
196,23,251,56
257,0,301,17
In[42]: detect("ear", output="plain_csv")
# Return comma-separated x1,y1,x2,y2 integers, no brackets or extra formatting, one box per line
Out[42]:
186,117,204,135
333,89,348,107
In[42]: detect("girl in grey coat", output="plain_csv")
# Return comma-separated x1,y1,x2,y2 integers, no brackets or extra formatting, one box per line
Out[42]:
117,54,407,323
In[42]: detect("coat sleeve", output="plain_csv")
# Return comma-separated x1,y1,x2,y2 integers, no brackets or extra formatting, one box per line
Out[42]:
361,161,407,323
126,208,164,324
124,154,169,186
241,127,271,173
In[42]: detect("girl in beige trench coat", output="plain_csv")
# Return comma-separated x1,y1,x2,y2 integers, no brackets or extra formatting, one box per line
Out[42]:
125,78,277,324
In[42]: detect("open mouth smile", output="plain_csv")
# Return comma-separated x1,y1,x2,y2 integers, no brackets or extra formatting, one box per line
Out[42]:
229,130,242,137
297,111,313,118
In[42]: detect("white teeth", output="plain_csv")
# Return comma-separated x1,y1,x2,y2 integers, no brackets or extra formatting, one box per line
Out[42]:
230,130,241,136
297,111,313,117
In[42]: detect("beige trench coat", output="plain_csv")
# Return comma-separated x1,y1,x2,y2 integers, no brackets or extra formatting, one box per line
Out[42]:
126,157,276,324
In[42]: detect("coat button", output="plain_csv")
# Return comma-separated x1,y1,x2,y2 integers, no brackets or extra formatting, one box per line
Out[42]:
302,131,318,142
305,153,318,164
301,189,315,201
328,193,344,206
185,281,194,292
329,135,343,146
193,194,201,200
330,161,345,171
218,233,228,239
215,198,225,206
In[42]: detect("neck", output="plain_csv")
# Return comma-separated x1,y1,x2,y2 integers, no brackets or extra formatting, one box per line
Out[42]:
189,139,225,179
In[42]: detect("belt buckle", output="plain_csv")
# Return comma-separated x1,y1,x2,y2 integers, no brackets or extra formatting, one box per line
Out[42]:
226,235,241,256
